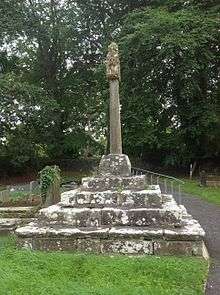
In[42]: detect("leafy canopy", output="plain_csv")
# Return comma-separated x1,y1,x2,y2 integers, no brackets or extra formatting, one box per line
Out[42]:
120,7,220,165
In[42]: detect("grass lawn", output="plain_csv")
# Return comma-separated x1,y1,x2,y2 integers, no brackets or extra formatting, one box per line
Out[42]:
181,179,220,206
0,236,208,295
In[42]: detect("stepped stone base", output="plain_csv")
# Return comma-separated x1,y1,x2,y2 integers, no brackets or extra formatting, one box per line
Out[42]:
15,155,206,257
0,218,36,234
16,216,206,256
0,207,36,218
0,207,37,234
17,236,206,256
81,175,146,191
15,193,206,256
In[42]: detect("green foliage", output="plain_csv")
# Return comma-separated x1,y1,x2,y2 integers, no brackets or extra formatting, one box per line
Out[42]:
39,165,61,199
166,0,220,11
0,0,108,171
0,73,59,170
0,0,219,171
0,236,208,295
120,7,220,166
8,191,30,200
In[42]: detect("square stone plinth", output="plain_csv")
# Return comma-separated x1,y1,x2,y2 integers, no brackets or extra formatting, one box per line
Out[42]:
99,154,131,177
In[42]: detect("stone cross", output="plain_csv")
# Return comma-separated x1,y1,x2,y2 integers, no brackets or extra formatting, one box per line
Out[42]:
106,42,122,154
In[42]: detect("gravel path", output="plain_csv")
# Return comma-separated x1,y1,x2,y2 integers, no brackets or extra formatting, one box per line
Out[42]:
173,192,220,295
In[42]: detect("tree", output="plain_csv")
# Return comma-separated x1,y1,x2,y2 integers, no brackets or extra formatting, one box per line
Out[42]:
0,0,109,167
120,7,220,166
0,73,60,171
0,0,219,172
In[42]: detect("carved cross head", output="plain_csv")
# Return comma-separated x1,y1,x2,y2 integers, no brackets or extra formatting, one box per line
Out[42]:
106,42,121,81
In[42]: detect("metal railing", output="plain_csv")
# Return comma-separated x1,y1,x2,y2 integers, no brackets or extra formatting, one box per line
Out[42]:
131,167,185,205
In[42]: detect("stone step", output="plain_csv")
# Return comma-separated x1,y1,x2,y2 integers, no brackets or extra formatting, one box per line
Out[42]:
81,175,147,191
38,200,183,228
16,217,206,256
0,207,37,218
17,236,206,256
62,188,162,209
16,217,204,240
0,218,36,234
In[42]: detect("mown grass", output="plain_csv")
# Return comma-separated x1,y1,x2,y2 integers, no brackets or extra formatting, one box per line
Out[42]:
0,236,208,295
181,179,220,206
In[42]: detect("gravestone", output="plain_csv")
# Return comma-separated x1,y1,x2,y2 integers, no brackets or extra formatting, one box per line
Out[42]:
15,43,206,257
200,170,207,187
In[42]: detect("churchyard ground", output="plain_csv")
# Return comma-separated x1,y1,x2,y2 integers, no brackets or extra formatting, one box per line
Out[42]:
0,236,208,295
181,179,220,206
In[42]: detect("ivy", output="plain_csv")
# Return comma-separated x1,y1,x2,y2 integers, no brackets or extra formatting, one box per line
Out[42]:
39,166,61,203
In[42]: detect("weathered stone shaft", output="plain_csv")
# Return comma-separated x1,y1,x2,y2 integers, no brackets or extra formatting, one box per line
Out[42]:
109,79,122,154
